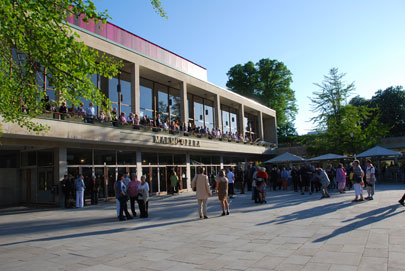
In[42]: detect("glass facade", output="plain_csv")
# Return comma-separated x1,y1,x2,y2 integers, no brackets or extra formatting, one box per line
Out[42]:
140,78,153,118
109,73,132,116
221,105,239,134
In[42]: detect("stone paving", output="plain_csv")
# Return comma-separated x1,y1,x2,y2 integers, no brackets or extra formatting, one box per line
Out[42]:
0,185,405,271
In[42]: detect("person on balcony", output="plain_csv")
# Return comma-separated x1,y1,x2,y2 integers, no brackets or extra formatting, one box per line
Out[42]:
85,103,96,123
119,112,127,124
163,120,169,131
155,113,162,128
127,112,135,124
77,102,86,116
134,114,140,125
58,101,67,120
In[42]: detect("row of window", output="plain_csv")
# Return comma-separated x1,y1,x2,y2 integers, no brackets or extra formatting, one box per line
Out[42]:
39,70,259,138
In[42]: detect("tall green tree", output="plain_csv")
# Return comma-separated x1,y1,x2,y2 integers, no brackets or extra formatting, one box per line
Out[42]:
309,68,388,155
226,58,297,139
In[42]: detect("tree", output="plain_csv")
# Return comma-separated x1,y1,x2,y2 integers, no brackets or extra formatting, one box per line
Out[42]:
308,68,388,155
226,58,297,139
0,0,166,132
350,86,405,136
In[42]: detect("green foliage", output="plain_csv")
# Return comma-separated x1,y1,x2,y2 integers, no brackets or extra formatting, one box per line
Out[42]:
308,68,388,156
226,58,297,138
0,0,121,132
150,0,167,18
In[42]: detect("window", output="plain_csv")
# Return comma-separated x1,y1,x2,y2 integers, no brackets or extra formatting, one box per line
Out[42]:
156,84,169,122
204,101,214,131
140,78,153,118
67,148,92,165
109,74,132,116
94,150,116,165
194,96,204,128
222,110,230,133
169,88,181,123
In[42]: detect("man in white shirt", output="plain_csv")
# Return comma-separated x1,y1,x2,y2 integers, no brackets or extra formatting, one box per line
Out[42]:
226,168,235,198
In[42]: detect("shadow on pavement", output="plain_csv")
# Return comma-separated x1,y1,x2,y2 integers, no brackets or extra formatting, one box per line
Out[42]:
313,204,403,243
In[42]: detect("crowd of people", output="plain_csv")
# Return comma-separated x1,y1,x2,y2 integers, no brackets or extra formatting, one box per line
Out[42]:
44,99,260,143
60,158,405,221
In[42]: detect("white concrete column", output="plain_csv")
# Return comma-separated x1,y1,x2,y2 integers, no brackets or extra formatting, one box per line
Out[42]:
220,156,224,169
186,153,191,191
180,81,188,124
238,104,245,137
131,63,140,116
214,94,222,129
136,151,142,180
257,111,264,141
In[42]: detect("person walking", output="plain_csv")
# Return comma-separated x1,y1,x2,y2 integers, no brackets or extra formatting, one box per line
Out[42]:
215,169,230,216
61,175,70,208
226,168,235,198
317,168,331,199
170,171,179,195
352,160,365,202
336,163,347,193
137,175,150,218
127,174,140,217
75,175,85,208
191,167,212,219
291,167,300,192
115,174,132,221
365,159,376,200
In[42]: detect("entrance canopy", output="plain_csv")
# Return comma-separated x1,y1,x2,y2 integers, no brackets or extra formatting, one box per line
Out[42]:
264,152,305,164
356,146,402,158
308,153,348,161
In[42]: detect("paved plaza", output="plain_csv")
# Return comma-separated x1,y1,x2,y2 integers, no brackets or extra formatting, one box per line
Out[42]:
1,185,405,271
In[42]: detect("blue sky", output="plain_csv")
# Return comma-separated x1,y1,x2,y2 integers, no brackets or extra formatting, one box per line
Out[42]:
94,0,405,134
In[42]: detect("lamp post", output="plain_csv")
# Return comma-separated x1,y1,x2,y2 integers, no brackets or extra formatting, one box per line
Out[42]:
350,132,356,158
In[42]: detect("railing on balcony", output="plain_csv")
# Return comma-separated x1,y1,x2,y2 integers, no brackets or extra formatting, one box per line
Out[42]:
37,111,276,148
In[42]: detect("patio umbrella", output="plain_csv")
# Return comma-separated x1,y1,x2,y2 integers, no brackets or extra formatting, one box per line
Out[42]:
264,152,305,164
308,153,348,161
356,146,402,158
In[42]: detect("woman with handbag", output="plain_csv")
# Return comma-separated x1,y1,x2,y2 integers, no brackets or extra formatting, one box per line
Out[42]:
137,175,150,218
351,160,365,202
215,169,230,216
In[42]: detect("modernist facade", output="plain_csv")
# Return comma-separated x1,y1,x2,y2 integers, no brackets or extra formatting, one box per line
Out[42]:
0,18,277,207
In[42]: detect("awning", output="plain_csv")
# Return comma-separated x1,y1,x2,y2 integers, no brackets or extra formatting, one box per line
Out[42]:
356,146,402,158
264,152,305,164
308,153,348,161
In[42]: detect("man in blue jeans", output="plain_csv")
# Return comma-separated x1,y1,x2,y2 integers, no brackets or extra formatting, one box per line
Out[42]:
115,175,133,221
75,175,85,208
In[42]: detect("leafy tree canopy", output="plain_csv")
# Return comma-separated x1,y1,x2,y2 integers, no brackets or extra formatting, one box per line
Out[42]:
308,68,388,155
226,58,297,139
350,86,405,136
0,0,123,132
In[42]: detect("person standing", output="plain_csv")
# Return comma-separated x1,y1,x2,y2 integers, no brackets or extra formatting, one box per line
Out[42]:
256,167,268,203
127,174,140,217
365,159,376,200
317,168,331,199
61,175,70,208
280,167,288,190
336,163,347,193
90,175,99,205
115,175,132,221
226,168,235,198
352,160,365,202
75,175,85,208
215,169,230,216
399,193,405,206
291,167,300,192
137,175,150,218
191,167,212,219
300,163,313,195
170,171,179,195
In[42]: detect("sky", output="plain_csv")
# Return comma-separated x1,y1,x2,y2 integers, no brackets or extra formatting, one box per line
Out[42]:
94,0,405,135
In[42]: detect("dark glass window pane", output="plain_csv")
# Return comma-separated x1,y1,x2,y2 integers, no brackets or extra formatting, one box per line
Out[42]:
140,79,153,116
109,77,119,103
0,151,19,168
117,151,137,165
201,156,211,165
211,156,220,164
194,97,204,128
67,148,92,165
173,154,186,165
94,150,116,165
142,152,158,165
22,151,36,166
38,150,54,167
157,84,169,122
158,154,172,165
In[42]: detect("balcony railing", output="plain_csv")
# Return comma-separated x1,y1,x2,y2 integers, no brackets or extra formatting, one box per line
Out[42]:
37,112,276,148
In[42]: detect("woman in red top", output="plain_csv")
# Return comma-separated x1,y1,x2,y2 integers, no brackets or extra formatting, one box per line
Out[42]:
256,167,268,203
